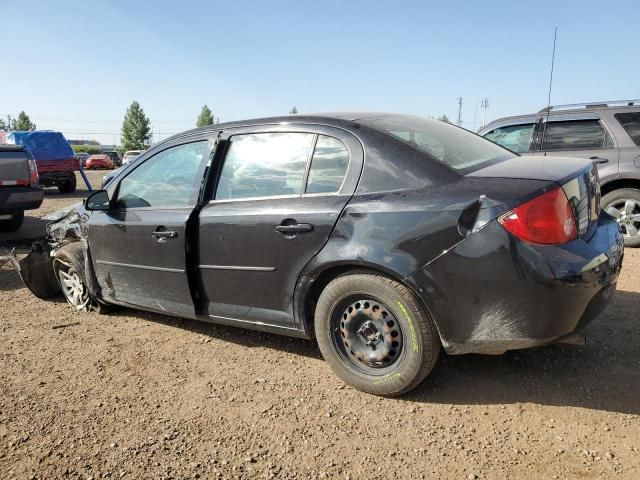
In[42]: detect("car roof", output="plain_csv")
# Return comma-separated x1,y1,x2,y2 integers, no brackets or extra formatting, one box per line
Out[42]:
161,112,404,143
482,102,640,132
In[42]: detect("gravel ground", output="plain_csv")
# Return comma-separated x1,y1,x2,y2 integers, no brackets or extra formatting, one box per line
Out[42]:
1,172,639,479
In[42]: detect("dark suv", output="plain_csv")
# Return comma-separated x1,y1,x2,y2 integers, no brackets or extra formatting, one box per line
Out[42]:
479,100,640,246
0,145,43,231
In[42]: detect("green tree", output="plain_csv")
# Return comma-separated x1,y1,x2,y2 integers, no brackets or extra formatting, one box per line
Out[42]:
13,111,37,130
289,106,298,114
0,117,6,130
437,114,450,123
196,105,214,127
72,145,102,154
120,101,151,151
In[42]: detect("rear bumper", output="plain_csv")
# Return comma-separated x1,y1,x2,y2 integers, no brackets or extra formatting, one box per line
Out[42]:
407,212,624,355
0,186,44,212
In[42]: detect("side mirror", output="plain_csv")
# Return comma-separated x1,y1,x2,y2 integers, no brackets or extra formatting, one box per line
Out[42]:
85,190,111,211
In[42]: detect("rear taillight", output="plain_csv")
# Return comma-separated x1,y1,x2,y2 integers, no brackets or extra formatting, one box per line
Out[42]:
499,187,577,245
28,159,39,186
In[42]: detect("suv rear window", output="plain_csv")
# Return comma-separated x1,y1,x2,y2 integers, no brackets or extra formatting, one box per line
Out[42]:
614,112,640,146
540,120,611,151
359,115,514,173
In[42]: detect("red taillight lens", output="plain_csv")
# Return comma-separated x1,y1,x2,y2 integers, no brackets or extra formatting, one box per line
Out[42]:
499,187,577,245
28,159,39,186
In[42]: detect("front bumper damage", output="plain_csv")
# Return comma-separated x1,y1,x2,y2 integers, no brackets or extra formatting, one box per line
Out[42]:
5,206,101,308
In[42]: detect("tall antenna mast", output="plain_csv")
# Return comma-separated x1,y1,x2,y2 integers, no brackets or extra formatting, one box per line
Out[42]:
480,98,489,128
543,27,558,156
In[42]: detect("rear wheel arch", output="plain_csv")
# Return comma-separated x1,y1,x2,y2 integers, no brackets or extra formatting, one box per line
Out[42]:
600,177,640,197
301,263,443,343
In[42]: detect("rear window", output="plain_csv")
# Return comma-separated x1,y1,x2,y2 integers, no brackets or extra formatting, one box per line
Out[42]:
614,112,640,146
358,115,514,173
539,120,612,151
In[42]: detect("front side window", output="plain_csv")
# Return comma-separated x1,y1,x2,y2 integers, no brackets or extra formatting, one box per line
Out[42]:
305,135,349,194
540,120,611,151
215,132,314,200
115,141,207,209
483,123,535,153
614,112,640,146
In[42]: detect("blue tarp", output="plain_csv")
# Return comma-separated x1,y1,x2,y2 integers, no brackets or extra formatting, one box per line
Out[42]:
7,131,74,161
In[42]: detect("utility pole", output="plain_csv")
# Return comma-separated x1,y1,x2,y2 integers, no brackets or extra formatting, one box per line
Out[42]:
480,98,489,128
456,97,463,127
473,104,478,131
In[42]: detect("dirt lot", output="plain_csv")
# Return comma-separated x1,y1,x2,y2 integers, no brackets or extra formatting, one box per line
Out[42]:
1,171,639,479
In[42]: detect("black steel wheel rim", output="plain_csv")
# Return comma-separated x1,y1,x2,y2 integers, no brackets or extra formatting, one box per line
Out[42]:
331,297,404,375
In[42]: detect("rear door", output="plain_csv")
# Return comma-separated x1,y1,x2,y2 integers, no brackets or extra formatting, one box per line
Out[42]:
197,125,363,329
88,137,212,317
536,115,620,182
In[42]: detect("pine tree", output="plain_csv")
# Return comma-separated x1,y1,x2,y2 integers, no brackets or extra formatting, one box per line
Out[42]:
289,106,298,114
120,101,151,151
196,105,214,127
437,114,450,123
13,111,37,130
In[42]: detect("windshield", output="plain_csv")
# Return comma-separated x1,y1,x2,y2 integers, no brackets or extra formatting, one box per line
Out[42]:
359,115,515,173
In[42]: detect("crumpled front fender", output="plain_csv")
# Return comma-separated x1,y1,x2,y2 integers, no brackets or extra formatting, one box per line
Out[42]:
3,241,60,299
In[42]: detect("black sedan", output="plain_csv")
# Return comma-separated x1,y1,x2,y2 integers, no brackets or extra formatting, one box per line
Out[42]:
17,113,624,396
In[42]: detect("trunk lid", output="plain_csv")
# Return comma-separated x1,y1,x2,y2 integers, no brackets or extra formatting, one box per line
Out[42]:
468,155,600,239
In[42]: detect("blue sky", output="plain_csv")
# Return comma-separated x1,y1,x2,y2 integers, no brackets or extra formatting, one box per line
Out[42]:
2,0,638,144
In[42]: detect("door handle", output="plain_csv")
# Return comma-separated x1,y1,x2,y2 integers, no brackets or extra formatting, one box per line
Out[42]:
152,230,178,242
274,223,313,235
590,156,609,164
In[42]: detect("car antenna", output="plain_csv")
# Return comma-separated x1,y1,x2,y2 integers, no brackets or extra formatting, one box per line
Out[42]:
543,27,558,156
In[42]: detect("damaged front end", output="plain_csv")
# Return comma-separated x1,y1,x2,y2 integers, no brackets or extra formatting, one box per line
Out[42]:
7,204,100,309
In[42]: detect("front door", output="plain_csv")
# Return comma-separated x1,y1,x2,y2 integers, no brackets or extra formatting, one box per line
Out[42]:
197,127,363,328
88,139,211,317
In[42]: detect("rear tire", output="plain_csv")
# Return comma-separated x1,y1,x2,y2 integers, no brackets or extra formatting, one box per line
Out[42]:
315,272,440,396
0,211,25,232
602,188,640,247
58,174,77,194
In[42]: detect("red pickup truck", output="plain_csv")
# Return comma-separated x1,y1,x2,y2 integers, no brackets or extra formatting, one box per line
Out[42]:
7,131,78,194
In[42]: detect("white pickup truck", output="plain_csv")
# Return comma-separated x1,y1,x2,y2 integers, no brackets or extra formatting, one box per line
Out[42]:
0,144,43,231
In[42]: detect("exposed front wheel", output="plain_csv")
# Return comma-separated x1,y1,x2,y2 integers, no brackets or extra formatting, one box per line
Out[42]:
52,243,110,313
315,273,440,396
53,245,90,310
602,188,640,247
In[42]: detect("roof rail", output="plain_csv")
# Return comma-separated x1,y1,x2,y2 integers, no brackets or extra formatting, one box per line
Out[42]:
538,99,640,113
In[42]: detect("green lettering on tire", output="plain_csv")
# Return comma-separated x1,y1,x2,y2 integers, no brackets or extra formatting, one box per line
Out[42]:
397,301,419,352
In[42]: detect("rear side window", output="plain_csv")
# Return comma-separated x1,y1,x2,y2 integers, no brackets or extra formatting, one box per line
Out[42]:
540,120,612,151
483,124,535,153
305,135,349,194
216,132,315,200
359,115,514,173
614,112,640,146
